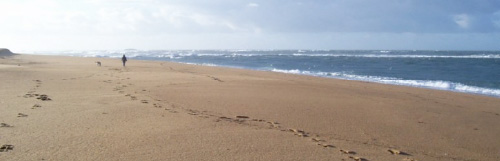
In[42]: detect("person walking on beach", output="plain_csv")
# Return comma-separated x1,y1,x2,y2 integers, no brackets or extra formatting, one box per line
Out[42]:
122,54,127,67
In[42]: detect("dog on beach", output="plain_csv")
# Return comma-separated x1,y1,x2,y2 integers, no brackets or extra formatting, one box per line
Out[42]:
95,61,101,66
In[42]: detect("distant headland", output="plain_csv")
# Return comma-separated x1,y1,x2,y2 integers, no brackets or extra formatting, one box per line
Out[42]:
0,48,14,57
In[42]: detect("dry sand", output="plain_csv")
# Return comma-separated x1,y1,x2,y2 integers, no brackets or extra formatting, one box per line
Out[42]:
1,54,499,161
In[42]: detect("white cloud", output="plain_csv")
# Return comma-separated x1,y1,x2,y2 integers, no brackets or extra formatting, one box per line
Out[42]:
0,0,257,35
2,0,500,51
247,3,259,7
93,7,148,32
151,4,256,33
453,14,470,29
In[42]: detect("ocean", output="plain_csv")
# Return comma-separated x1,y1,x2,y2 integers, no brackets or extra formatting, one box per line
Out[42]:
32,50,500,97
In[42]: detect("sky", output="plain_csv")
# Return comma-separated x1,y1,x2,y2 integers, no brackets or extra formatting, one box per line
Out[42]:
1,0,500,51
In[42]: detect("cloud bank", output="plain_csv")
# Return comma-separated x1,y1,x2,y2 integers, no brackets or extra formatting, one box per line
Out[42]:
1,0,500,51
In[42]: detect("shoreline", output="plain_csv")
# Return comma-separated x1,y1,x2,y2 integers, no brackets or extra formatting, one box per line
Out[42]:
179,61,500,99
1,54,500,160
23,52,500,98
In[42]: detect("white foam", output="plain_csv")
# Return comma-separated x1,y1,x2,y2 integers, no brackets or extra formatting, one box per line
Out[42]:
290,54,500,59
271,68,500,97
184,62,218,67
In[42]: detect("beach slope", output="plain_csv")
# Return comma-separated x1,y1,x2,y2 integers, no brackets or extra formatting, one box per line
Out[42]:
1,54,499,161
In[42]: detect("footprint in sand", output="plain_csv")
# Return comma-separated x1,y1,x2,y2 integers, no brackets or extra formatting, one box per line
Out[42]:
388,149,401,155
267,121,280,128
219,116,231,120
165,109,178,113
311,137,325,142
251,119,266,122
340,149,356,154
36,94,52,101
0,123,12,128
288,128,309,137
387,149,410,156
317,143,335,148
215,116,238,122
348,156,367,161
198,115,210,118
295,133,308,137
0,144,14,152
236,115,249,119
31,104,42,109
17,113,28,117
24,93,36,98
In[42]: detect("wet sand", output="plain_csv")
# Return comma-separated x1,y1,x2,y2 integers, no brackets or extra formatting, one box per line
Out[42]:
1,54,499,161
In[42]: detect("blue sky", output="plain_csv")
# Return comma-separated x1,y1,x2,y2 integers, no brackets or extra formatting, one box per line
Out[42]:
1,0,500,51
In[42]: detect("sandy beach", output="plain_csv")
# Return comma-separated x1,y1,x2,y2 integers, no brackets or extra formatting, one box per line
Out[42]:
1,54,499,161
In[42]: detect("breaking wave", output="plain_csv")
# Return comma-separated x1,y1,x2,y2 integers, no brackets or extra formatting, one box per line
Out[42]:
271,69,500,97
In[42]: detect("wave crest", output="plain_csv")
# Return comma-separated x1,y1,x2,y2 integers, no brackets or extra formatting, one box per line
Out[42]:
271,69,500,97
